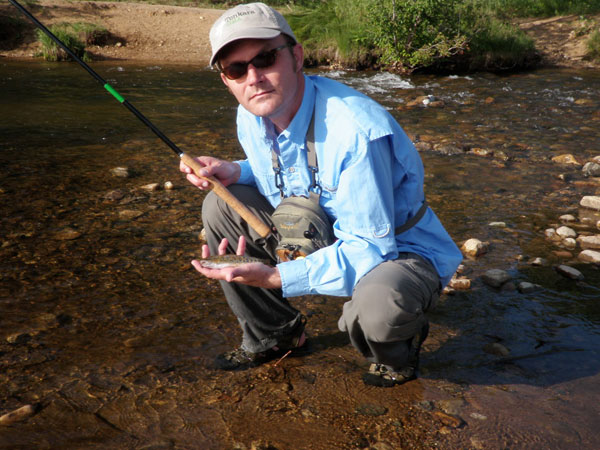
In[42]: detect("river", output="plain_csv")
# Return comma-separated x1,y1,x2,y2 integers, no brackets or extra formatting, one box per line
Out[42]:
1,60,599,449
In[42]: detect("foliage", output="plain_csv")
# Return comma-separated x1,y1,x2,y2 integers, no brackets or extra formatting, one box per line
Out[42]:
587,29,600,60
36,23,91,62
366,0,468,70
475,0,600,17
0,15,28,46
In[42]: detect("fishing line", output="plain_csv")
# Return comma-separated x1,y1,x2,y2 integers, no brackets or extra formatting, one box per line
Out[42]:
8,0,271,238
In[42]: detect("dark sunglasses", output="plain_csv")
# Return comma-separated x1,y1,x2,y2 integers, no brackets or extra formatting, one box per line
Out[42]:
220,44,291,80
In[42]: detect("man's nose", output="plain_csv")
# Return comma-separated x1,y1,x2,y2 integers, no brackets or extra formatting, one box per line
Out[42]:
246,63,262,83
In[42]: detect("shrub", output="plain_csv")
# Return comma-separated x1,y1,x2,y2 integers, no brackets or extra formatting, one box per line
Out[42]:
587,29,600,61
36,24,89,62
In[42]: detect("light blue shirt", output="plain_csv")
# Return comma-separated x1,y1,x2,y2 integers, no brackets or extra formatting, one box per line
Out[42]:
235,75,462,298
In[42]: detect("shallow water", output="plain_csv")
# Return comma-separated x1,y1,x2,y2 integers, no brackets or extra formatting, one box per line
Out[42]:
1,60,600,449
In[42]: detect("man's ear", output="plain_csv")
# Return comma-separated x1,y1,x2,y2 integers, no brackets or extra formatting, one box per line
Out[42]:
292,43,304,73
220,72,233,93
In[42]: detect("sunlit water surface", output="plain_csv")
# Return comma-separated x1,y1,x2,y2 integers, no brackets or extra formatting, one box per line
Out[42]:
1,61,600,449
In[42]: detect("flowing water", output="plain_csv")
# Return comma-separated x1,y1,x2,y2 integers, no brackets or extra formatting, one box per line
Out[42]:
1,60,600,449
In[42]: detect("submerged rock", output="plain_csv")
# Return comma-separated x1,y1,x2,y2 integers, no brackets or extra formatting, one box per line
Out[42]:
555,264,584,280
551,154,581,166
481,269,511,288
53,227,81,240
110,166,132,178
462,238,489,257
582,162,600,177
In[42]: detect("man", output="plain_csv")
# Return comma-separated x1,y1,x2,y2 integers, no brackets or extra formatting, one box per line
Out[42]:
181,2,462,387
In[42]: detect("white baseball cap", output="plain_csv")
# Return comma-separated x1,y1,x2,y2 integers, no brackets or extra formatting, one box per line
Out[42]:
209,2,297,66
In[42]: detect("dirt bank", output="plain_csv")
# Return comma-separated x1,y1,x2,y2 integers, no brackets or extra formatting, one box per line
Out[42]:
1,0,599,69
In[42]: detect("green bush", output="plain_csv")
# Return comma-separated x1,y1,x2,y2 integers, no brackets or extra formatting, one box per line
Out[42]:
478,0,600,17
587,29,600,60
36,24,89,62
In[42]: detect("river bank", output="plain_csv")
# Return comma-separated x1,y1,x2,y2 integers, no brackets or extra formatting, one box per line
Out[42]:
1,0,599,70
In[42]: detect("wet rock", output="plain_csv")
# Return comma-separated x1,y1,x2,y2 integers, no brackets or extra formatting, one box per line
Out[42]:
141,183,160,192
545,228,558,240
578,250,600,264
164,181,174,190
433,144,463,155
518,282,539,293
556,226,577,239
118,210,144,220
489,221,506,227
0,404,37,425
577,235,600,250
531,257,548,266
438,398,466,416
469,412,488,421
414,141,432,151
583,162,600,177
433,411,464,428
110,166,132,178
553,250,574,259
555,264,584,280
481,269,511,288
461,238,489,257
580,196,600,210
469,147,494,157
484,342,510,357
559,214,577,223
356,403,388,417
449,277,471,290
484,96,495,104
551,154,581,166
53,227,82,240
563,237,577,249
6,332,31,344
103,189,126,202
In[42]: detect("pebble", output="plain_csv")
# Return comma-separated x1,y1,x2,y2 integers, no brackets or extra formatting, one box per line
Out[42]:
356,403,388,417
559,214,576,223
141,183,160,192
576,235,600,249
531,257,548,266
104,189,126,202
563,237,577,248
556,226,577,238
481,269,511,288
578,250,600,264
433,411,464,428
118,210,144,220
555,264,584,280
469,412,488,421
582,162,600,177
110,166,131,178
551,154,581,166
0,404,37,425
483,342,510,357
489,221,506,227
437,398,466,415
53,227,81,240
461,238,489,257
449,277,471,290
580,196,600,210
164,181,174,190
518,282,538,293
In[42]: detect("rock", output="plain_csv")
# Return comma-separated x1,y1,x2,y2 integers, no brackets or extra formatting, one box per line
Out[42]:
545,228,557,239
414,141,432,151
449,277,471,290
437,398,466,416
433,411,464,428
577,235,600,250
0,404,37,425
578,250,600,264
484,96,495,104
461,238,489,257
481,269,511,288
118,210,144,220
433,144,463,155
489,221,506,227
580,196,600,210
6,332,31,344
563,237,577,248
582,162,600,177
559,214,577,223
484,342,510,357
469,412,488,421
53,227,81,240
531,257,548,266
469,148,494,157
356,403,388,417
104,189,126,202
556,226,577,238
551,154,581,166
518,282,538,293
164,181,174,190
553,250,574,259
110,166,131,178
141,183,160,192
555,264,584,280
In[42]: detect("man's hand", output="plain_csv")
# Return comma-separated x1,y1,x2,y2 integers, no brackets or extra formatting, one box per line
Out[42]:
191,236,282,289
179,155,241,190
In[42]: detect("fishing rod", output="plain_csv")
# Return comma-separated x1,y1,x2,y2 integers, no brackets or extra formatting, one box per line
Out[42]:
8,0,271,239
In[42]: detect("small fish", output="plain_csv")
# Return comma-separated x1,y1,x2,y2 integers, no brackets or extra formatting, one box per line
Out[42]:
196,255,270,269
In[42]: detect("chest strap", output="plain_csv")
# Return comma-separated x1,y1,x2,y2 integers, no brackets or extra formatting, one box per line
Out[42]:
395,200,428,235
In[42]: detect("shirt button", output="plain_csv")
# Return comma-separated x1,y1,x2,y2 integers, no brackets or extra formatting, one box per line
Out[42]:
289,167,296,173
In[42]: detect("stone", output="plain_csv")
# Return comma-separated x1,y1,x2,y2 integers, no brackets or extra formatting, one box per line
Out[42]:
551,154,581,166
104,189,126,202
518,282,538,293
582,162,600,177
461,238,489,257
545,228,557,239
556,226,577,238
469,147,494,157
0,404,37,425
578,250,600,264
559,214,577,223
118,210,144,220
164,181,174,190
489,221,506,227
110,166,131,178
580,196,600,211
563,238,577,248
531,257,548,266
141,183,160,192
481,269,511,288
53,227,81,240
555,264,584,280
449,277,471,290
483,342,510,357
577,235,600,250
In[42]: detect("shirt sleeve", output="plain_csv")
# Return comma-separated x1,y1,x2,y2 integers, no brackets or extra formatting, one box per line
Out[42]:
234,159,257,186
278,136,401,297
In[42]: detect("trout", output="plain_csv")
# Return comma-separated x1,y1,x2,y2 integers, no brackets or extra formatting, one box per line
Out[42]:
196,255,270,269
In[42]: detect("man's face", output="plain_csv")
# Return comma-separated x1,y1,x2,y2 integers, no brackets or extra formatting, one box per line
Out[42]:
219,36,304,131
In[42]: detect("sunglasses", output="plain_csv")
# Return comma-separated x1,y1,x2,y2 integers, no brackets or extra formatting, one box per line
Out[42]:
220,44,291,80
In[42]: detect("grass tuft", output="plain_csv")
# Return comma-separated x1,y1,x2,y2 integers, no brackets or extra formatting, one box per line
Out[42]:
35,22,108,62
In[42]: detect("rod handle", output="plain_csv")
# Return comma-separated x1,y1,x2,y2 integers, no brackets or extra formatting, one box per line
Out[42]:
180,153,271,239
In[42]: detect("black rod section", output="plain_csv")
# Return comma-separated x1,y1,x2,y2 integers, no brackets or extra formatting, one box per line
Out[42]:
8,0,184,157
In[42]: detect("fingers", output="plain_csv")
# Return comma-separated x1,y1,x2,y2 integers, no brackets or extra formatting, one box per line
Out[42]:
217,238,229,255
201,244,210,259
236,236,246,256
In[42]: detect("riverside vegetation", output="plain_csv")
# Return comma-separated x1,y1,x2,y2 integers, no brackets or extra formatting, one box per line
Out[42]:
6,0,600,71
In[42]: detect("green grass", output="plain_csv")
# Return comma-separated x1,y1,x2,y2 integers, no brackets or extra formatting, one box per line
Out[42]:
587,29,600,60
36,23,97,61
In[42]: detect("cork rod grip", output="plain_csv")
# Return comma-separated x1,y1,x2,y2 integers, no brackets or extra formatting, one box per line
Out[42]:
180,153,271,238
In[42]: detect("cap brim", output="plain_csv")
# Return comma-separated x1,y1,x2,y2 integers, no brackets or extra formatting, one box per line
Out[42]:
209,29,283,66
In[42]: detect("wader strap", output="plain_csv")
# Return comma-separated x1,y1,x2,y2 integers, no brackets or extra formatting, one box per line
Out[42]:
395,200,428,235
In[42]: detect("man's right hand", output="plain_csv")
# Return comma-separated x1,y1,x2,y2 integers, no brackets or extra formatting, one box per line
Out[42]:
179,155,241,190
